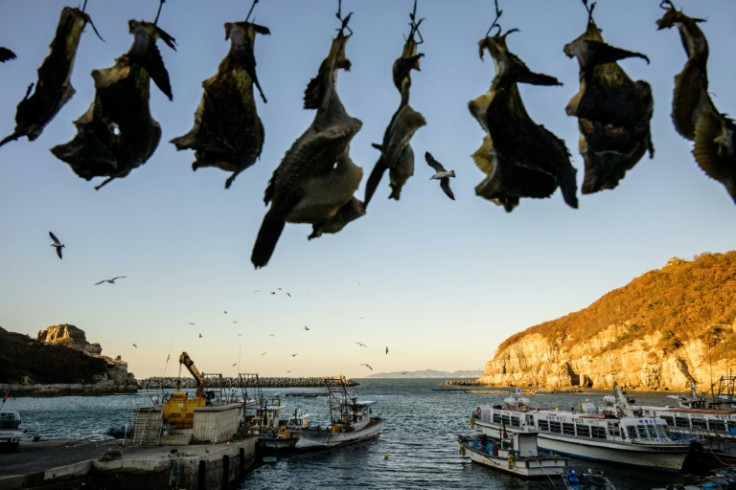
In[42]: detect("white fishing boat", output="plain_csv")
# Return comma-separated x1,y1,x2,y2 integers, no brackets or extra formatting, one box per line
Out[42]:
254,396,303,454
0,411,24,450
458,431,567,479
471,392,690,472
296,376,385,449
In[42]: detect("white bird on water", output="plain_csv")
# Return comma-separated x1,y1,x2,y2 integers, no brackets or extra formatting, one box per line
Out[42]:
49,231,64,259
425,151,456,200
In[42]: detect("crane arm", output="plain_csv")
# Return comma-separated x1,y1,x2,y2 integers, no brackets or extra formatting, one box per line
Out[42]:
179,351,205,398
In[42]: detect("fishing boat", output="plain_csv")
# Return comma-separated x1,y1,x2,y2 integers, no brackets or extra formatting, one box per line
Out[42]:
458,431,567,479
107,425,133,439
563,467,617,489
471,392,690,472
0,411,24,450
255,399,310,454
296,376,385,449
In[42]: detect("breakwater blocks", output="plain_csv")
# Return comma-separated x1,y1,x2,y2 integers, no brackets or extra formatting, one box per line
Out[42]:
141,376,358,389
0,438,258,490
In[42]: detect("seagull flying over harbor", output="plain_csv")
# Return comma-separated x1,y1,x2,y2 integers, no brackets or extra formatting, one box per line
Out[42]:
199,333,203,338
304,326,310,331
261,352,267,356
425,152,456,200
133,343,137,348
291,353,298,357
95,276,126,285
49,231,64,259
356,342,367,348
188,322,195,325
361,363,373,371
386,346,389,355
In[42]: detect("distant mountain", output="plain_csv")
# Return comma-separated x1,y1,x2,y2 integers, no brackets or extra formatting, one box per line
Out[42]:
366,369,483,379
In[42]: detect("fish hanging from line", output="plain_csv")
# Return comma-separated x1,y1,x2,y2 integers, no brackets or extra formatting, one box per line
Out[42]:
657,1,736,203
251,16,364,268
0,7,100,149
50,19,176,190
469,29,578,212
564,0,653,195
363,5,426,206
171,19,270,189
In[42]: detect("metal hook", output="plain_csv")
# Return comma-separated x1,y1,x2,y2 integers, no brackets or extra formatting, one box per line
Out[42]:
407,0,425,44
153,0,165,26
246,0,259,22
582,0,596,25
335,0,353,37
485,0,503,38
659,0,676,10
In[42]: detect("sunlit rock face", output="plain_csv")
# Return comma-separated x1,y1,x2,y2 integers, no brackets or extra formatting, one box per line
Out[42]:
477,252,736,392
37,323,102,355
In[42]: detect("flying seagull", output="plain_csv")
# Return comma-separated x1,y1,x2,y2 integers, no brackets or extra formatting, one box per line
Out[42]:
260,352,267,356
361,363,373,371
49,231,64,259
385,346,389,355
291,353,298,357
356,342,367,348
95,276,126,285
304,326,310,331
199,333,203,338
188,322,195,325
133,343,137,348
425,151,456,200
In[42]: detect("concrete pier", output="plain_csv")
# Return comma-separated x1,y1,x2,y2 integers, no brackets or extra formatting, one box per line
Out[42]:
0,437,257,489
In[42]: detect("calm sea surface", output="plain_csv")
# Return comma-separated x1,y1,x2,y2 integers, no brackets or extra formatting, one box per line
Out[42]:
6,379,704,489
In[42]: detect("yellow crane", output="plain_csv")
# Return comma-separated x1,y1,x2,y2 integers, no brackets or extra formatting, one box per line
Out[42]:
163,352,207,428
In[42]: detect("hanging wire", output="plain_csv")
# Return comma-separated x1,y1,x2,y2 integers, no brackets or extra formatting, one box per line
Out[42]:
335,0,353,37
245,0,259,22
407,0,425,45
153,0,166,25
82,0,88,12
485,0,503,37
80,0,105,43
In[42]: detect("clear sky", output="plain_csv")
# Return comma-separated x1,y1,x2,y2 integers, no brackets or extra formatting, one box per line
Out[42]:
1,0,734,380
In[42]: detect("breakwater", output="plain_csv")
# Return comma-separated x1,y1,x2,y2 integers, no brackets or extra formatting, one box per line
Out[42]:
0,382,137,397
140,376,358,389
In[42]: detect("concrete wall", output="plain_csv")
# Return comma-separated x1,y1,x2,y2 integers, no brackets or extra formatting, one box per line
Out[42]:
132,407,163,445
192,404,241,444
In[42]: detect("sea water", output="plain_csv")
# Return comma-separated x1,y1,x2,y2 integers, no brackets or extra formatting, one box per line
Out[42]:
5,379,697,489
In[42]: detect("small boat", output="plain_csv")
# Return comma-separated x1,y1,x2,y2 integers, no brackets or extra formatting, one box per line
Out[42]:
296,376,386,449
458,431,567,479
106,425,133,439
255,402,309,454
0,411,24,450
564,468,617,489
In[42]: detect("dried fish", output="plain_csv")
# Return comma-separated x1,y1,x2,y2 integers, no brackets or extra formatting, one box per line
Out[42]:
564,4,653,194
0,7,91,148
469,33,577,212
658,2,736,203
171,21,269,188
364,34,426,205
51,20,175,190
251,28,363,268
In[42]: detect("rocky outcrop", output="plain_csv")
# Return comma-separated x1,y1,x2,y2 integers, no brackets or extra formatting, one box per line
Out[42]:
478,252,736,391
37,324,102,355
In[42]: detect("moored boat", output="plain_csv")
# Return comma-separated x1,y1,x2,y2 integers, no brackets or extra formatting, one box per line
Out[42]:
458,431,567,479
471,392,690,472
296,376,385,449
564,467,617,489
0,411,24,450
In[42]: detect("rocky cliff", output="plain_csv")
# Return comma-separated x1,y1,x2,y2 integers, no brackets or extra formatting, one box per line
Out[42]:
478,252,736,392
0,324,137,395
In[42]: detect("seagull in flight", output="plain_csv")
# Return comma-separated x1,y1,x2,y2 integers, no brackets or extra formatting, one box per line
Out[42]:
361,363,373,371
199,333,203,338
49,232,64,259
188,322,195,326
291,353,298,357
261,352,267,356
425,151,456,200
132,343,137,348
385,346,389,355
356,342,367,348
95,276,126,285
304,326,310,331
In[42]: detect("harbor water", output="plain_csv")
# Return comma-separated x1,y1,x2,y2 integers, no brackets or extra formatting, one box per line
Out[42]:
5,379,703,489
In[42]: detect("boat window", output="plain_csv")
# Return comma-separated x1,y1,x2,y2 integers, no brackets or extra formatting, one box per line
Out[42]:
728,421,736,435
501,414,511,425
636,425,649,439
550,421,562,433
708,420,727,433
538,420,549,432
626,426,637,439
526,414,534,425
563,423,575,436
660,415,674,426
691,419,707,430
654,424,669,439
492,413,501,424
576,425,590,438
591,426,606,439
646,425,659,439
511,416,520,427
675,416,690,428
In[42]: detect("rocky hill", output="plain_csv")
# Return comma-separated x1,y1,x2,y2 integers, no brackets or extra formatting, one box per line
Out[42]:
0,324,137,395
478,252,736,392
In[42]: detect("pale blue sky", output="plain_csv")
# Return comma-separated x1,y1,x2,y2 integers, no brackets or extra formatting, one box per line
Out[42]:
1,0,734,379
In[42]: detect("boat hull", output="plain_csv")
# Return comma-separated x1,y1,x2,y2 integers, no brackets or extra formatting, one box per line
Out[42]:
256,436,299,454
296,418,386,449
461,441,566,478
475,420,688,472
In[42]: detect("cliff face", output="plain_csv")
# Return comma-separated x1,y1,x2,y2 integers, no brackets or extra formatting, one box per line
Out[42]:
37,324,102,356
479,252,736,391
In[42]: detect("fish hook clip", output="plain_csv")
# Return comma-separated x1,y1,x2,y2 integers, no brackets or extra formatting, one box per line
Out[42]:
245,0,259,22
659,0,677,10
407,0,425,45
484,0,518,39
581,0,596,25
79,0,105,42
335,0,353,37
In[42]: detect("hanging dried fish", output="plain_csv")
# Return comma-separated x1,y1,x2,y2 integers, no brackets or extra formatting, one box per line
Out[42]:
658,1,736,203
364,2,426,206
251,14,364,268
0,47,16,62
469,28,578,212
171,16,269,189
51,19,175,190
564,0,653,194
0,7,96,148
